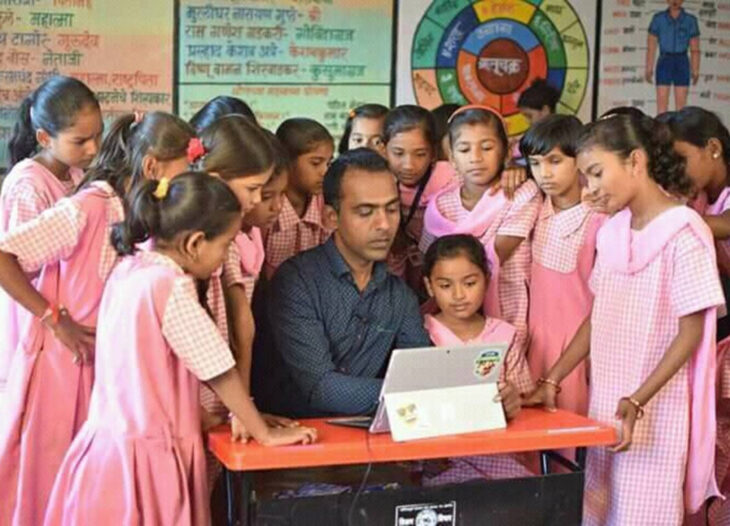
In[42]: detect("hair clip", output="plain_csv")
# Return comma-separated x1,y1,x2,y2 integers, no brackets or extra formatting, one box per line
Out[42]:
133,111,145,124
448,104,507,131
348,108,357,119
186,137,206,164
153,177,169,200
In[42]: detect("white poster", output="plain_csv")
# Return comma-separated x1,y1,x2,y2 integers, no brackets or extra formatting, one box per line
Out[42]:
597,1,730,120
396,0,597,136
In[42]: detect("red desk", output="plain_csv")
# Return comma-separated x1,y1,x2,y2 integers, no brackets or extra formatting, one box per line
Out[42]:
208,409,616,525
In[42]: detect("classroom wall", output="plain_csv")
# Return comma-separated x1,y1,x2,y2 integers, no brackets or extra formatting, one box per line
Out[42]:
1,0,729,175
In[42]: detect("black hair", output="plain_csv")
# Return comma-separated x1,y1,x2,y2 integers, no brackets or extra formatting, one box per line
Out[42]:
80,112,195,197
337,103,389,154
383,105,437,148
276,117,333,160
448,108,509,161
517,79,560,113
384,105,438,226
432,103,461,159
423,234,489,278
600,106,646,120
189,96,257,132
661,106,730,165
8,75,100,166
199,115,274,180
323,147,391,211
261,129,290,179
520,114,583,158
111,171,241,256
577,113,691,196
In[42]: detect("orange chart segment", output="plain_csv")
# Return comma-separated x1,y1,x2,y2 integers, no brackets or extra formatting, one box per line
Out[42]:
457,50,501,108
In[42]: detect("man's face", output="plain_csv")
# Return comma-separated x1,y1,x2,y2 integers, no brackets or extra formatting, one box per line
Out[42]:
329,168,401,263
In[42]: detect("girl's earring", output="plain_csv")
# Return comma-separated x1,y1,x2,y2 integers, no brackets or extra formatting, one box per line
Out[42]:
713,153,720,159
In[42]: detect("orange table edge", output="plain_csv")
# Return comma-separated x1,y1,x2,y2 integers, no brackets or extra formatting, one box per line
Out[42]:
207,408,617,472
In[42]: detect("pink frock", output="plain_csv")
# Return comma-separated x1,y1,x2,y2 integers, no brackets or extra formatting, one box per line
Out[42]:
262,193,331,279
699,187,730,525
0,159,82,390
421,314,535,485
44,250,236,526
584,206,724,525
421,180,542,394
528,201,605,416
389,161,457,293
0,182,123,526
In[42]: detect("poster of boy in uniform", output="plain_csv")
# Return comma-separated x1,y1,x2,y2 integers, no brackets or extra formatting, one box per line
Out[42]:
645,0,700,113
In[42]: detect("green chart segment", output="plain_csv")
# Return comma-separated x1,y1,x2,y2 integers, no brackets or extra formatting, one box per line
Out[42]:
411,0,589,136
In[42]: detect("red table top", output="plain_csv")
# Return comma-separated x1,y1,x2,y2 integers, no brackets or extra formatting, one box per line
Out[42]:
207,408,617,471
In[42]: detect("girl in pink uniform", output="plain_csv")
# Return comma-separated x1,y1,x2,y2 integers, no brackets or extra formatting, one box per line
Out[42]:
0,76,102,391
0,111,195,526
195,116,295,481
421,106,542,396
420,234,532,486
384,105,454,296
662,106,730,525
43,173,317,526
264,118,334,278
528,113,724,525
522,115,605,419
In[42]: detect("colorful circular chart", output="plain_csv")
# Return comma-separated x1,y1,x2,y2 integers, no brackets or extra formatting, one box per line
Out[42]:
411,0,589,136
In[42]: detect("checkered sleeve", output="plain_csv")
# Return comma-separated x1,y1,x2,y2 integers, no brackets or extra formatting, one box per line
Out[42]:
497,182,541,238
5,178,50,229
221,241,245,288
0,198,85,273
162,275,236,381
671,230,725,317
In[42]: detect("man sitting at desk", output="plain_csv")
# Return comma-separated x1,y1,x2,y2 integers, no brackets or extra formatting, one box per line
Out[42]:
253,148,522,423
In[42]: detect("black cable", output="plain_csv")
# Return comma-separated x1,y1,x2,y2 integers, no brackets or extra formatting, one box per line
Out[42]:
347,430,374,526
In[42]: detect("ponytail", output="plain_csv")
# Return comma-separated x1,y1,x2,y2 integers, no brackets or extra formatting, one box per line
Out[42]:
82,112,195,198
111,179,162,255
7,75,100,168
8,96,37,165
111,172,241,256
577,113,691,196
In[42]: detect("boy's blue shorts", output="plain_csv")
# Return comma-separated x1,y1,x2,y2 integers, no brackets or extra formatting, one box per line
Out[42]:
656,53,690,86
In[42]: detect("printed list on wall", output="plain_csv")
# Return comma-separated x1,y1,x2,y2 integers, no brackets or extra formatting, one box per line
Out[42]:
178,0,393,137
0,0,174,170
598,0,730,120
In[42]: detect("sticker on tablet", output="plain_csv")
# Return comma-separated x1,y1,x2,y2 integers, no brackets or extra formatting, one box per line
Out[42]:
474,350,499,378
396,402,418,425
394,502,456,526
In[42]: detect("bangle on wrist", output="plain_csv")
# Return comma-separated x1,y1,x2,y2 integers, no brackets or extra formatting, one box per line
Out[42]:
39,304,60,325
537,377,562,394
621,396,645,420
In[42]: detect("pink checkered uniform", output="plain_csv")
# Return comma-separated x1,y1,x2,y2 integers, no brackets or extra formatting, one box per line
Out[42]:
262,193,330,279
44,250,236,525
583,206,724,525
0,181,123,526
0,159,82,390
421,180,542,395
528,201,605,417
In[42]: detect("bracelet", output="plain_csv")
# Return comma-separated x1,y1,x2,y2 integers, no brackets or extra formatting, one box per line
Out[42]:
621,396,645,420
537,377,562,394
39,304,60,325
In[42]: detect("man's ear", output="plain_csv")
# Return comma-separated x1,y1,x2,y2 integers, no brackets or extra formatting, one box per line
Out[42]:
323,204,339,231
